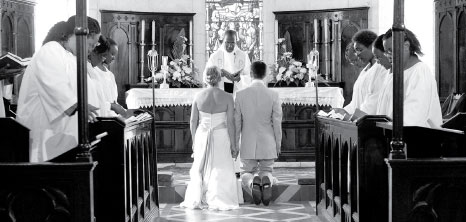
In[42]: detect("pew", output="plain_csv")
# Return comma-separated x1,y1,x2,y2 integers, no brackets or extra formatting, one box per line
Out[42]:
0,114,159,222
316,115,390,222
386,158,466,222
90,115,159,222
317,115,466,222
0,118,96,222
377,122,466,222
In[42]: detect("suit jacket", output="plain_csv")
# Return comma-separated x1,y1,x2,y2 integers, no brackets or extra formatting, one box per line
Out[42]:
235,80,283,159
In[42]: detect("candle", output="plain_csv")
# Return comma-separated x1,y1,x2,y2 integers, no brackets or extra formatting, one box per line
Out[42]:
323,18,329,43
189,20,193,42
313,19,319,43
162,56,168,66
141,20,145,42
275,19,279,61
152,20,155,43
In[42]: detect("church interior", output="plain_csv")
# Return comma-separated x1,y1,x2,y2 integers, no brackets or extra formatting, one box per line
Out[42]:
0,0,466,221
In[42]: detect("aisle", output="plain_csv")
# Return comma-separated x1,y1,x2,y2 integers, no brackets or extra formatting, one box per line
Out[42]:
154,201,320,222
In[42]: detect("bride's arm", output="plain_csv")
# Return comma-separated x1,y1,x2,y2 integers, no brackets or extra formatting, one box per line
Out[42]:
190,99,199,151
226,95,237,158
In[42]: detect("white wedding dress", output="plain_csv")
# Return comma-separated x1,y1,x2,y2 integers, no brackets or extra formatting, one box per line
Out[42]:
180,111,240,210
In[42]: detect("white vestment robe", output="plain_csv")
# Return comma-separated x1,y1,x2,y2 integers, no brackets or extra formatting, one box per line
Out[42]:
204,45,251,93
93,66,118,116
376,62,442,128
344,63,378,114
359,63,389,114
17,42,79,162
87,63,110,117
16,42,106,162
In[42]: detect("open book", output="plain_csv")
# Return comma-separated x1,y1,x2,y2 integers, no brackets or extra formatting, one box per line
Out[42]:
124,112,152,124
0,52,30,80
0,52,30,69
317,108,368,122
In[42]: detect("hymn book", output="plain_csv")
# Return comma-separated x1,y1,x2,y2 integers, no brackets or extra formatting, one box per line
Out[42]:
0,52,30,80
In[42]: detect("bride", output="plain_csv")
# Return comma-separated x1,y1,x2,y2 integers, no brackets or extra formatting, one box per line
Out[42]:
180,66,240,210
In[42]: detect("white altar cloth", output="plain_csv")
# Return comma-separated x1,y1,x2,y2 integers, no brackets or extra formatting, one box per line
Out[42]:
125,87,344,109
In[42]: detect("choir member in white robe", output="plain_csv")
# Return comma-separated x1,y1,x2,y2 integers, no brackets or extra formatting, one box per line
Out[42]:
16,16,101,162
204,30,251,94
376,28,442,128
87,62,106,116
89,36,124,116
358,35,391,114
340,30,386,115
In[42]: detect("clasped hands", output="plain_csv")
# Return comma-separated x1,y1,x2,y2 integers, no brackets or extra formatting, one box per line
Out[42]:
64,103,99,123
221,69,242,82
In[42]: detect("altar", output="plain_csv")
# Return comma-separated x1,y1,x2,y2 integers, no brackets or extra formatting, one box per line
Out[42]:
126,87,344,162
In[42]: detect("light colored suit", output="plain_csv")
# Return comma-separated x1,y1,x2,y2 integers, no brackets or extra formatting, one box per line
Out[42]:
235,80,282,160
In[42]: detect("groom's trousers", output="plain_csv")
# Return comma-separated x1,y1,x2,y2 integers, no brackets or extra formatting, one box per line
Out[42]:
240,159,274,196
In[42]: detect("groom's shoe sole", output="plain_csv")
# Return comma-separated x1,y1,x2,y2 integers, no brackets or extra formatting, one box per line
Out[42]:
261,176,272,206
252,176,262,205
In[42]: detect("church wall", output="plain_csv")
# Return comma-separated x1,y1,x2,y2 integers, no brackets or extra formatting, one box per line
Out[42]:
35,0,434,81
376,0,435,74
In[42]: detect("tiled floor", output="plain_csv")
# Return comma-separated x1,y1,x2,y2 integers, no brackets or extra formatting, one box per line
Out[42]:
153,201,321,222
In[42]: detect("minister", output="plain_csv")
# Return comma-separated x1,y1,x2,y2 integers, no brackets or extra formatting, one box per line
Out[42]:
204,30,251,94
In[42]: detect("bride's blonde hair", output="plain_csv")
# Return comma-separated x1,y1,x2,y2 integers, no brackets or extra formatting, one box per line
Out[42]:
204,66,222,86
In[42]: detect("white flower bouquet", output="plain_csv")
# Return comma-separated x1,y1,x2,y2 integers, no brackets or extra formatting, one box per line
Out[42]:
270,52,309,87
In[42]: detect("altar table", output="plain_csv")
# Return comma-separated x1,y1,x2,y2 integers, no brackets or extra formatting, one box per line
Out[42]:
125,87,344,162
126,87,344,109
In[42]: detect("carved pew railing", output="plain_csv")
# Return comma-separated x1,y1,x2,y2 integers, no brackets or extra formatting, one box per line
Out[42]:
0,115,159,222
90,116,159,222
316,115,390,222
0,118,96,222
377,123,466,222
316,114,466,222
386,158,466,222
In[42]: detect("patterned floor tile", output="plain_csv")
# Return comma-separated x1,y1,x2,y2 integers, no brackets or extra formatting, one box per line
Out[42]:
153,201,320,222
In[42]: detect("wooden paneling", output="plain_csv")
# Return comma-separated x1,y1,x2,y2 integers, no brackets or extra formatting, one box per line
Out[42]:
458,10,466,92
101,11,194,107
275,8,367,106
0,0,35,57
439,12,455,98
435,0,466,99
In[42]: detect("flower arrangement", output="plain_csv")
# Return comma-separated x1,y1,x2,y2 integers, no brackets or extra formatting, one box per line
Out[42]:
270,51,309,87
154,55,202,88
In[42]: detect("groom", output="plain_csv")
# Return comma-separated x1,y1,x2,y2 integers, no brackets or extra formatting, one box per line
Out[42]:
235,61,283,206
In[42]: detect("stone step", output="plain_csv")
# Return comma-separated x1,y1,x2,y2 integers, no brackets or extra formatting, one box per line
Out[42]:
156,164,316,204
158,181,316,204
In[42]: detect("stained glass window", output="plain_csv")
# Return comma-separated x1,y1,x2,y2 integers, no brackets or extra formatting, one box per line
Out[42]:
206,0,263,62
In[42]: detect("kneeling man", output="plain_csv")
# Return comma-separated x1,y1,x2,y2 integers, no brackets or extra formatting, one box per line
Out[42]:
235,61,283,206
